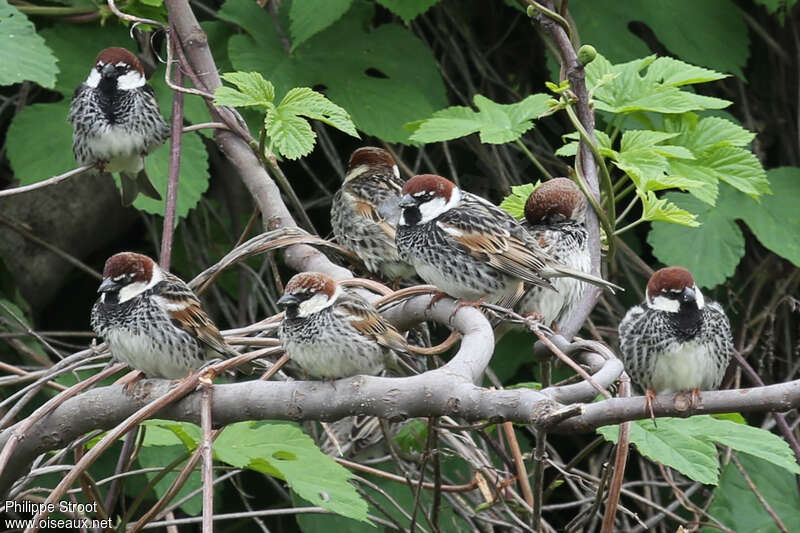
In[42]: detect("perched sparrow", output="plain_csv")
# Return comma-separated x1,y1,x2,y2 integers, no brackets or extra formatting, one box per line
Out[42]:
516,178,590,327
330,147,415,279
277,272,408,379
395,174,618,307
618,267,733,395
91,252,241,379
68,47,169,206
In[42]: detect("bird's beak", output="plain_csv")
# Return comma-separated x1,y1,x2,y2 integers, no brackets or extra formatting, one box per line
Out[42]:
399,194,417,208
97,277,119,293
101,63,116,78
680,286,696,304
277,293,299,307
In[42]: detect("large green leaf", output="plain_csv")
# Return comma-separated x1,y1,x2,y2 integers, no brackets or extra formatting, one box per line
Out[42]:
410,93,551,144
599,418,720,485
569,0,749,78
499,182,540,220
704,453,800,533
289,0,352,50
137,444,202,515
647,190,745,288
649,167,800,287
136,131,210,218
599,416,800,485
218,0,447,143
5,101,74,185
376,0,440,23
215,421,368,522
0,0,58,88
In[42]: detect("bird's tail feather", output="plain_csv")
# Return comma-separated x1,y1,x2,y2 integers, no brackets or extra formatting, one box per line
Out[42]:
544,265,622,293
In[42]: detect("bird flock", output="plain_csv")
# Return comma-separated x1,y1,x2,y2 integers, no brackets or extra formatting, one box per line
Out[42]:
73,47,733,404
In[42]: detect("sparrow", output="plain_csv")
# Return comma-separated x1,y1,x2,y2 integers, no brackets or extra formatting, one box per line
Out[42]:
516,178,590,327
618,266,733,397
395,174,618,307
330,147,416,280
277,272,408,379
68,47,170,206
91,252,243,379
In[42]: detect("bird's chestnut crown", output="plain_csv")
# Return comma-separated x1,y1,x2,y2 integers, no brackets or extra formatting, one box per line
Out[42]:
524,177,586,224
95,47,144,74
348,147,396,171
645,266,704,312
279,272,339,318
102,252,154,285
402,174,455,201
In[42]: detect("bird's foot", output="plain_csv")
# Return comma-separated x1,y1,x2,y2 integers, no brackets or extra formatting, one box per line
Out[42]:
115,370,145,394
94,160,108,173
645,388,658,428
449,296,488,323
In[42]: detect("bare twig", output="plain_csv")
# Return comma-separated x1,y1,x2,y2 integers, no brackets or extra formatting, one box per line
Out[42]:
0,165,93,198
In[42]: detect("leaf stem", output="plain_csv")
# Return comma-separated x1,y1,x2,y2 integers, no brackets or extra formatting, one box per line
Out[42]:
615,194,640,225
565,103,616,262
613,217,644,235
515,139,554,180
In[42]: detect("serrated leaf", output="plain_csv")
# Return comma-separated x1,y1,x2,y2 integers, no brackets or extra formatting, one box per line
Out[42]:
666,114,756,150
648,190,745,288
598,418,721,485
586,54,730,114
136,132,210,218
499,182,540,220
637,190,699,227
217,71,275,106
278,87,359,137
215,421,368,521
289,0,352,49
410,93,550,144
704,453,800,533
375,0,439,23
569,0,749,78
0,0,59,88
219,0,446,143
266,108,316,160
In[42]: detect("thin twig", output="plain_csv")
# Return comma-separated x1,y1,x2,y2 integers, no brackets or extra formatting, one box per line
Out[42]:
159,28,185,271
201,382,214,533
0,164,93,198
600,374,630,532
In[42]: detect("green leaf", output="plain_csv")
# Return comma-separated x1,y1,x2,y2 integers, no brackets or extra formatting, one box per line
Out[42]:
600,417,800,487
598,418,721,485
585,54,730,115
704,453,800,533
265,108,316,160
278,87,359,137
141,420,202,450
216,71,275,106
568,0,749,78
648,190,745,288
375,0,439,23
499,182,540,220
137,444,201,515
734,167,800,268
6,101,75,185
0,0,58,88
638,190,699,227
215,421,368,522
393,419,428,453
219,0,447,143
289,0,352,50
410,93,551,144
136,132,210,218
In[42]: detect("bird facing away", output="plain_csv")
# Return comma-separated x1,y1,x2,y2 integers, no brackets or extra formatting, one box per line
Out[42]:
517,178,590,327
68,47,169,206
618,266,733,395
91,252,241,379
277,272,408,379
395,174,618,307
330,147,416,280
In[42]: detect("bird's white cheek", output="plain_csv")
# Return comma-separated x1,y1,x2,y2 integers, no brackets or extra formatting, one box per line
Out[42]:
86,69,101,88
418,197,449,223
118,281,149,303
648,295,680,313
117,70,146,90
297,292,336,317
